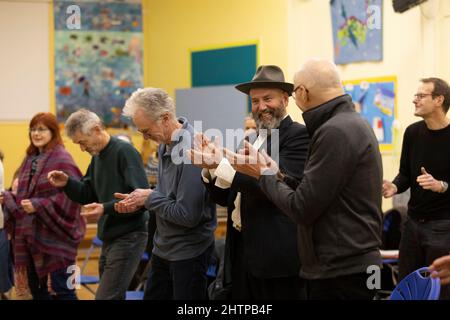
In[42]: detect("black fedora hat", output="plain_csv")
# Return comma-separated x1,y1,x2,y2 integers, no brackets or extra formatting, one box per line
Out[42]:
235,65,294,95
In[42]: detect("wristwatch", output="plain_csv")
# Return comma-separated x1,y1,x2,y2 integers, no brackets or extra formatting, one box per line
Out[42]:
440,181,448,193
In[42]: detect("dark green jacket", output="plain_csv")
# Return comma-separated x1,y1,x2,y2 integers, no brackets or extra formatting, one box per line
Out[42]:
64,137,149,241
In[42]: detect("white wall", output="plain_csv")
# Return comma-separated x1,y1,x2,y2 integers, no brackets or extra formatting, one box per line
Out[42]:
0,1,50,120
439,0,450,83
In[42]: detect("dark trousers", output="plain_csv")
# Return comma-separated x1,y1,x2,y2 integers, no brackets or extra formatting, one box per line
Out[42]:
231,269,306,300
399,217,450,300
27,264,77,300
96,230,148,300
144,243,214,300
231,233,306,300
306,272,376,300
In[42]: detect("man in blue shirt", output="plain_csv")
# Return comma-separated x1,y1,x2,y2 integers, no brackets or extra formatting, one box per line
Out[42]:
116,88,217,300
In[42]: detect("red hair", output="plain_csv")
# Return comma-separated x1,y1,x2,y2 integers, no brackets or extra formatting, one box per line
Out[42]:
26,112,63,155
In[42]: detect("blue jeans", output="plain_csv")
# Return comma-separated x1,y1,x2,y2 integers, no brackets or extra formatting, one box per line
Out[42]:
0,229,13,293
399,217,450,300
144,243,214,300
95,230,148,300
27,264,77,300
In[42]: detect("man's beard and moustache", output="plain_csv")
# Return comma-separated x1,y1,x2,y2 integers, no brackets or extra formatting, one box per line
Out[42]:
253,107,285,135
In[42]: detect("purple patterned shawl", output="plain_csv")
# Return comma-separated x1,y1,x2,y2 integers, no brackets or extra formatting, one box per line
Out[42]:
3,144,85,278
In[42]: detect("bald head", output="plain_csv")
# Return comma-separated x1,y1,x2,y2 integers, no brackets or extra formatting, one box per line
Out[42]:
293,58,345,111
295,58,342,91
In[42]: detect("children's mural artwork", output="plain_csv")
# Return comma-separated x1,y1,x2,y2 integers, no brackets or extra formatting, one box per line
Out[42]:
54,1,143,126
331,0,383,64
344,76,397,152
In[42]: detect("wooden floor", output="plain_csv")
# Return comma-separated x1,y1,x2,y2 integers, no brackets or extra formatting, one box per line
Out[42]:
76,253,100,300
4,213,228,300
4,252,100,300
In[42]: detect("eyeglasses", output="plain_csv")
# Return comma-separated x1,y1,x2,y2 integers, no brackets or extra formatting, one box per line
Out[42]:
414,93,434,100
292,85,308,99
29,127,50,133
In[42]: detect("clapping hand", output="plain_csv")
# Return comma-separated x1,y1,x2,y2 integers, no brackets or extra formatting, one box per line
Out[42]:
81,203,104,222
228,141,279,179
114,189,151,213
187,133,224,169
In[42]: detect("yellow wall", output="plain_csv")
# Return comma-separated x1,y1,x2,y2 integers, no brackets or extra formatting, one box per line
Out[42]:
1,0,287,183
0,124,29,186
0,123,93,187
143,0,289,96
0,122,144,186
1,0,449,208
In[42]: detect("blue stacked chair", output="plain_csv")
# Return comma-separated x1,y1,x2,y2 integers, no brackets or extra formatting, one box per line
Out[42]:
79,236,102,295
390,267,440,300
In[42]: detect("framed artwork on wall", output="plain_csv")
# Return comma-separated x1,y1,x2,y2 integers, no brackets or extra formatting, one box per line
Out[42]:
53,0,143,127
344,76,397,152
331,0,383,64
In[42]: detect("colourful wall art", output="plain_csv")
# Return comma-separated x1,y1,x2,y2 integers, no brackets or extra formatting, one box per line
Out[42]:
344,76,397,152
54,1,143,127
331,0,383,64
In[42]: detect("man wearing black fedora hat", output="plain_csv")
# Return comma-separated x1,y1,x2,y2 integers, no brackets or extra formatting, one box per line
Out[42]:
190,65,310,299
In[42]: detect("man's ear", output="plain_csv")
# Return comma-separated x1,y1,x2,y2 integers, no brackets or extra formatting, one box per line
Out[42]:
161,112,171,124
91,124,102,135
435,95,445,107
281,92,289,106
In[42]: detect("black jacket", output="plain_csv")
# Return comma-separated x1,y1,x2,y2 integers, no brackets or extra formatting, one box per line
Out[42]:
204,116,309,280
259,95,383,279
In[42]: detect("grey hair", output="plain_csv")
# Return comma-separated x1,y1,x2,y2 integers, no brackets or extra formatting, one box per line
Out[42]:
65,108,103,138
123,87,175,121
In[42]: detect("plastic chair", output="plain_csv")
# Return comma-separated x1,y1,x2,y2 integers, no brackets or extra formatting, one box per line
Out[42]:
207,263,217,278
375,209,402,299
390,267,441,300
381,250,399,287
141,252,150,262
79,236,102,295
125,252,153,300
125,290,145,300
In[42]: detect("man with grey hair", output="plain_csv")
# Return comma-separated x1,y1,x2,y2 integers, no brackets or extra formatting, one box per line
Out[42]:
227,58,383,300
47,108,149,300
115,88,217,300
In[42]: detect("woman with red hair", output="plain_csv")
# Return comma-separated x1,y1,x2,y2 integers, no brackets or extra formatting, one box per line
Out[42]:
0,112,85,300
